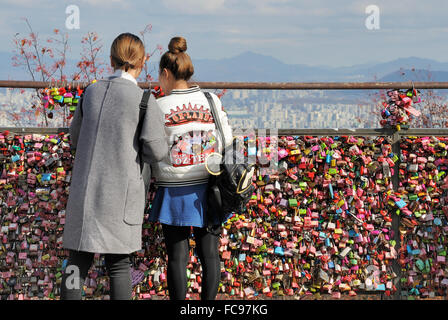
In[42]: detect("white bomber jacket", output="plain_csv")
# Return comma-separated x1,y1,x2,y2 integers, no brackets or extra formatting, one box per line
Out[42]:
152,86,233,187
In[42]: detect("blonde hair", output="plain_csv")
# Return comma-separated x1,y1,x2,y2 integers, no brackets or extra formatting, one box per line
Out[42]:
110,33,145,72
159,37,194,81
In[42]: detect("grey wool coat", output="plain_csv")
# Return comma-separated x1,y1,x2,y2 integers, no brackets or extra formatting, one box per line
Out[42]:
63,77,168,254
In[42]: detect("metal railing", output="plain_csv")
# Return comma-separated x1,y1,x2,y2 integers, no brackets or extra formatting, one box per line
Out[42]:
2,80,448,90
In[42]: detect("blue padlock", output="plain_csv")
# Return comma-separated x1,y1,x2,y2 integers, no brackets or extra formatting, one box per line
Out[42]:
274,247,284,256
395,199,407,209
376,284,386,291
41,173,52,182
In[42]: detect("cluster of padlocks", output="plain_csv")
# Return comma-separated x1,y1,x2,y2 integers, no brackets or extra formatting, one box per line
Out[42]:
40,86,84,114
397,135,448,298
0,130,447,299
379,89,422,131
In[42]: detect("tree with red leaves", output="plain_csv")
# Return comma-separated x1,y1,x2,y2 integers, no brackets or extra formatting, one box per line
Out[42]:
9,19,160,128
72,31,106,83
138,24,163,83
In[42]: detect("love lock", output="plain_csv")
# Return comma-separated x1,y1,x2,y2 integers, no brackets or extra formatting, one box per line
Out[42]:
303,231,312,243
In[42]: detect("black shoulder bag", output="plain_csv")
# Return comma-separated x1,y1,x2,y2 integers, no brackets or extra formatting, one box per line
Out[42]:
204,92,256,229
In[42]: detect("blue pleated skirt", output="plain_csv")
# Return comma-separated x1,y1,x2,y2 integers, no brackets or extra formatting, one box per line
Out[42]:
148,183,216,227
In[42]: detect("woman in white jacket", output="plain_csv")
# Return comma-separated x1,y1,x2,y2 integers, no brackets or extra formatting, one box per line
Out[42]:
147,36,232,300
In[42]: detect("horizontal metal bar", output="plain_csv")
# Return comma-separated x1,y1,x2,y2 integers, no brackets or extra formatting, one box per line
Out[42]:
2,80,448,90
3,127,448,136
272,128,397,136
192,82,448,90
243,128,448,136
0,127,66,134
395,128,448,136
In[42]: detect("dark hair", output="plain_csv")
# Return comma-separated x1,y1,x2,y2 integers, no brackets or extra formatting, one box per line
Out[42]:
110,33,145,72
159,37,194,81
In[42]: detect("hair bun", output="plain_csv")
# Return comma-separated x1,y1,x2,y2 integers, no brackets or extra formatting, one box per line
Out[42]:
168,37,187,54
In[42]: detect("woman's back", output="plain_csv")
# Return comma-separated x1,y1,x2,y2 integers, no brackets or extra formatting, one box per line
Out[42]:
152,86,232,187
64,77,147,253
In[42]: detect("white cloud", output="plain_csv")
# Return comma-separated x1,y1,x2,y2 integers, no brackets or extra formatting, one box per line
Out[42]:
1,0,39,6
161,0,226,13
78,0,125,5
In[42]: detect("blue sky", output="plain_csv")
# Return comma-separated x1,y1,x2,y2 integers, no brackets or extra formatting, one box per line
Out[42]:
1,0,448,67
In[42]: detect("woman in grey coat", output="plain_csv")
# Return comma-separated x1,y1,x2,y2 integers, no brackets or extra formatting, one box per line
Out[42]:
60,33,168,300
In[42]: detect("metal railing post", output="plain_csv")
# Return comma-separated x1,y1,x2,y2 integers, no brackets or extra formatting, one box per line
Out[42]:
390,131,403,300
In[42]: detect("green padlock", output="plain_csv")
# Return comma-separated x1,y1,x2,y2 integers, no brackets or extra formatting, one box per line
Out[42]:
289,199,297,207
424,259,431,273
415,259,424,271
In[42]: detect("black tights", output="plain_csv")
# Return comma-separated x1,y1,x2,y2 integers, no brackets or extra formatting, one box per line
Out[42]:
60,250,132,300
162,224,221,300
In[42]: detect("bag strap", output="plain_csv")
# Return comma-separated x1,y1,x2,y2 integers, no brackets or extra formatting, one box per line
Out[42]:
204,92,226,150
137,90,151,172
78,84,91,118
139,90,151,120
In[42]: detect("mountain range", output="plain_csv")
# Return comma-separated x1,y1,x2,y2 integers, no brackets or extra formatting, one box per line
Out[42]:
1,50,448,83
192,52,448,82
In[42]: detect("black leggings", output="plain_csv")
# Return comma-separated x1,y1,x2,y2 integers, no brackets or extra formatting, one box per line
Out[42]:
162,224,221,300
60,250,131,300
